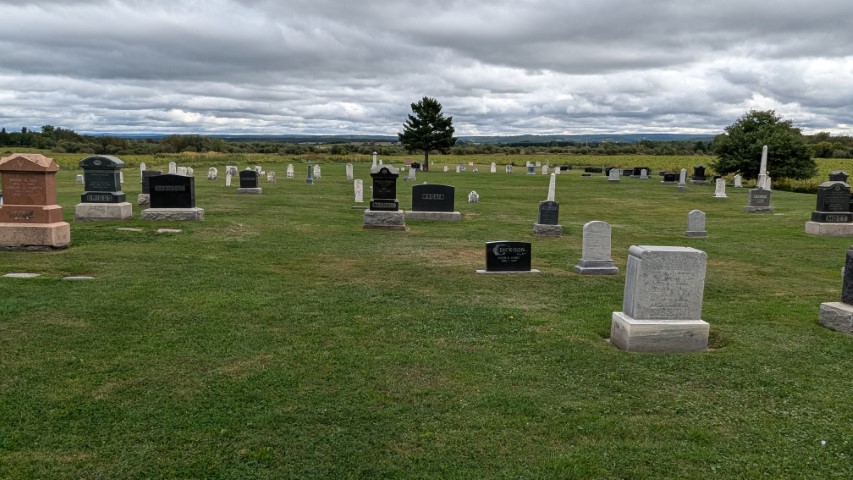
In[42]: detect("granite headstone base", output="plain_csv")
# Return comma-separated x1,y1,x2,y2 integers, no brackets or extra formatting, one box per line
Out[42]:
404,211,462,221
0,222,71,249
141,207,205,221
610,312,710,352
75,202,133,221
573,259,618,275
476,268,540,275
363,210,406,230
805,222,853,237
744,205,774,213
532,223,563,237
818,302,853,334
137,194,150,206
236,187,263,194
685,229,708,238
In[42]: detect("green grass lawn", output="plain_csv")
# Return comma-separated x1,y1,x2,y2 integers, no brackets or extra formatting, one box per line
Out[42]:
1,159,851,479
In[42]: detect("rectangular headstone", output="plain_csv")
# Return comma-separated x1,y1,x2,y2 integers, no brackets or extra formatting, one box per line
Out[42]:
239,170,259,188
812,181,852,222
149,174,195,209
573,221,618,275
484,241,532,272
537,200,559,225
623,246,706,320
411,184,455,212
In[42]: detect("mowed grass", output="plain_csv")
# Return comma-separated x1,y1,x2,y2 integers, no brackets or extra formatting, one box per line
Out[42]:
1,159,851,479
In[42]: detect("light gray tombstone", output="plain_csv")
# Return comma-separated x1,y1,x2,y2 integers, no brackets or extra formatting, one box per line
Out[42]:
140,162,147,178
75,174,84,185
226,166,238,176
468,191,479,203
354,179,364,203
406,166,416,181
379,159,383,166
177,166,188,176
554,166,561,175
168,161,177,174
677,168,687,190
185,167,193,177
346,163,354,180
573,221,618,275
610,246,709,352
267,172,276,183
225,173,232,187
255,166,263,175
608,168,620,183
733,174,743,188
713,178,727,198
286,164,294,178
506,164,513,173
542,165,549,175
372,152,378,168
535,161,542,167
685,210,707,237
765,176,772,191
490,162,497,173
208,167,218,180
443,165,449,172
472,167,479,173
313,164,321,179
455,165,461,173
640,169,649,180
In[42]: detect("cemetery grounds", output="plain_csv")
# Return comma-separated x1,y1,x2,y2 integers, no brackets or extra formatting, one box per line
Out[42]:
0,153,851,478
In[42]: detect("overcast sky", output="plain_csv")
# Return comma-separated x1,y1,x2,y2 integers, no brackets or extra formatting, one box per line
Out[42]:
1,0,851,136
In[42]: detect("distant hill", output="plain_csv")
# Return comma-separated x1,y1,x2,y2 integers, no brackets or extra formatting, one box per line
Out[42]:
87,132,715,144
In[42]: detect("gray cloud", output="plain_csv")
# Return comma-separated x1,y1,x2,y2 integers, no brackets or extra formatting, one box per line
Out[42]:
0,0,851,136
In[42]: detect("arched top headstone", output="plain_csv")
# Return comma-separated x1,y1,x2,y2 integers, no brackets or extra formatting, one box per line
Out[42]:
79,155,125,170
0,153,59,172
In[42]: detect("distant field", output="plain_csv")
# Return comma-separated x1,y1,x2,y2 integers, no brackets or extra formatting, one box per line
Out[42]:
1,160,851,478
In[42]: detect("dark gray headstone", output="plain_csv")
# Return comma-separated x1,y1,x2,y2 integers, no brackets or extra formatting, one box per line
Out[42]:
369,167,399,211
662,173,677,182
812,181,852,222
692,165,707,181
412,184,454,212
843,247,853,304
149,174,195,208
239,170,259,188
748,189,771,207
79,155,125,203
829,171,849,182
537,200,559,225
485,241,532,272
622,169,633,176
141,170,162,194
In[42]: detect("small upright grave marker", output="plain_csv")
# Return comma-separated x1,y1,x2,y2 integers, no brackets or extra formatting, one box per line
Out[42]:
713,178,727,198
237,169,262,194
685,210,707,237
573,221,618,275
477,241,539,274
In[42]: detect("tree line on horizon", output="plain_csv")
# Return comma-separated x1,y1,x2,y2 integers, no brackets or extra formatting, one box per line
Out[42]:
2,123,853,160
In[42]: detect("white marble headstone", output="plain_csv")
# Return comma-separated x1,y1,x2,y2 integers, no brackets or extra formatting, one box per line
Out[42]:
686,210,707,237
573,221,618,275
354,179,364,203
346,163,354,180
168,161,177,174
208,167,218,180
286,164,294,178
225,173,232,186
733,174,743,188
490,162,497,173
713,178,727,198
468,191,479,203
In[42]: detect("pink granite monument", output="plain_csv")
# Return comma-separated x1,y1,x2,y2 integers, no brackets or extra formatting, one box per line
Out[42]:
0,153,71,249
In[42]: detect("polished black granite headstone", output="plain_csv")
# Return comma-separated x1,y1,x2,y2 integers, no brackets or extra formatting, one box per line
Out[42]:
485,241,532,272
79,155,125,203
412,184,454,212
149,174,195,208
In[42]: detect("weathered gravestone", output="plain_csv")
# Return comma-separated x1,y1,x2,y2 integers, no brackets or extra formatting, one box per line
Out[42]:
733,174,743,188
829,171,849,182
490,162,497,173
505,164,513,174
468,191,479,203
818,246,853,333
805,181,853,236
476,241,539,274
608,168,621,182
142,174,204,221
354,179,364,204
744,187,773,213
306,161,314,185
237,169,262,194
405,184,461,221
75,155,133,220
0,153,71,249
75,174,84,184
610,246,709,352
573,221,618,275
713,178,728,198
168,161,177,174
685,210,707,237
286,164,294,178
363,166,405,230
208,167,218,180
346,163,354,180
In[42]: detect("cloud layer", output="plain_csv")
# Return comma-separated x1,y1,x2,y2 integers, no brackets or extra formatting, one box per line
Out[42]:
1,0,851,136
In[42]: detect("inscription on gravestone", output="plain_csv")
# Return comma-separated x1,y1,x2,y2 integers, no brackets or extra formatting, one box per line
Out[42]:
369,166,399,211
485,241,532,272
79,155,125,203
537,200,559,225
812,181,852,222
239,170,259,188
